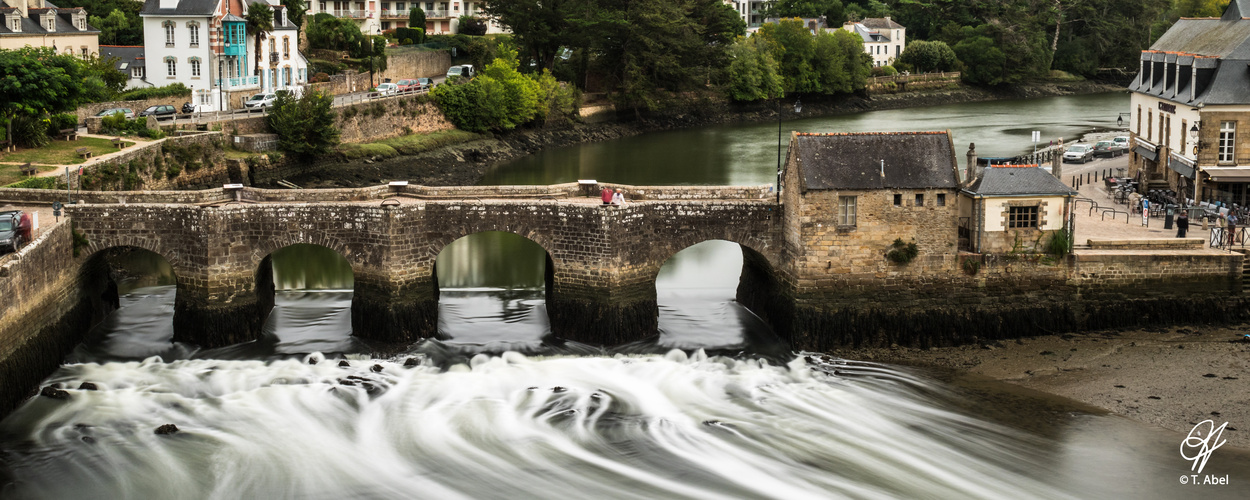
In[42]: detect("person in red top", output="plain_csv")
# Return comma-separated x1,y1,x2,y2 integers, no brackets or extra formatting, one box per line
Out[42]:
17,211,32,244
601,187,613,205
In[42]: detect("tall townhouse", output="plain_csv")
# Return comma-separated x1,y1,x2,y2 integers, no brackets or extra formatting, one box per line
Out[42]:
0,0,99,57
142,0,307,111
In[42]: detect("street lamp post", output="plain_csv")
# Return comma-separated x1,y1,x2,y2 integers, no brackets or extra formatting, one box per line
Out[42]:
1117,112,1131,128
1190,123,1203,207
777,98,802,204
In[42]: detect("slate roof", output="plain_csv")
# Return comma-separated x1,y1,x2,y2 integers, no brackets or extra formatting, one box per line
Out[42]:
844,23,889,43
790,132,960,191
100,45,145,70
1127,1,1250,105
0,2,99,35
860,17,904,30
140,0,219,17
965,166,1077,197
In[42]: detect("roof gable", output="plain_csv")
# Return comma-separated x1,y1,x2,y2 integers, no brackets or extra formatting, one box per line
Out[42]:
790,132,960,191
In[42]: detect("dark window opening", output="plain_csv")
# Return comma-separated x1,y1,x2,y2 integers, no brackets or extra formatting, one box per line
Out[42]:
915,194,924,206
1008,206,1039,228
936,194,946,206
893,194,902,206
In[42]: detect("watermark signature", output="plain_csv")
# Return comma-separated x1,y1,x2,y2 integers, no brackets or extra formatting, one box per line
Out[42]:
1181,419,1228,473
1178,419,1229,486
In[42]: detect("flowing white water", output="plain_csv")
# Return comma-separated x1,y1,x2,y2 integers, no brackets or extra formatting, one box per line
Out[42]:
3,351,1084,500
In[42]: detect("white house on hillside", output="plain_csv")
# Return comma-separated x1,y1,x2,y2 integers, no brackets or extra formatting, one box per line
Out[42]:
306,0,503,35
141,0,307,111
843,17,905,67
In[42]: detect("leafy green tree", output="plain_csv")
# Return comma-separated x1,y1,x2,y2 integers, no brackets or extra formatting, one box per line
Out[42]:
267,89,340,159
307,15,370,56
766,0,846,23
81,55,128,102
726,36,784,101
896,40,958,73
482,0,578,72
90,9,133,46
368,36,388,85
246,3,275,78
458,16,488,35
953,35,1006,85
281,0,309,38
756,18,820,93
0,48,84,147
60,0,143,45
409,7,427,37
1177,0,1230,17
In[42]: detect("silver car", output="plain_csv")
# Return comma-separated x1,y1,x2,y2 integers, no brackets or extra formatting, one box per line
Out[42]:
1063,144,1094,163
95,107,135,119
244,93,277,108
375,83,398,96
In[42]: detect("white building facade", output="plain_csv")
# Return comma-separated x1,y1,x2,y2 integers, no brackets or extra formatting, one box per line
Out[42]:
141,0,307,111
842,17,904,67
307,0,502,35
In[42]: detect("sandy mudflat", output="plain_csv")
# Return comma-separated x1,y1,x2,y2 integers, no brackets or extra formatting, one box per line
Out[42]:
832,325,1250,447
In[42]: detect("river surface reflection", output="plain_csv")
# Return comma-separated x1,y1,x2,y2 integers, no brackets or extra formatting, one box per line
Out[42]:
4,93,1249,498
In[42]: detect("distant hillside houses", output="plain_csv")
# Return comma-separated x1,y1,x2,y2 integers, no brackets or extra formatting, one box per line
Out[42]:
140,0,309,111
307,1,505,35
843,17,905,68
0,0,99,57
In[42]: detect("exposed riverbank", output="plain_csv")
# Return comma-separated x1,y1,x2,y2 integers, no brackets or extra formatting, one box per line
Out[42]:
832,325,1250,447
264,79,1126,188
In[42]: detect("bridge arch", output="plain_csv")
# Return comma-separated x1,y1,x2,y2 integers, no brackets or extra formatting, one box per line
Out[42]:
78,246,180,330
652,238,787,337
254,243,356,337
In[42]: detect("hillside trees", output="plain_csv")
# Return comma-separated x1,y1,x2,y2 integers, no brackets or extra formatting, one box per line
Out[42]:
268,89,340,159
0,48,85,147
896,40,957,73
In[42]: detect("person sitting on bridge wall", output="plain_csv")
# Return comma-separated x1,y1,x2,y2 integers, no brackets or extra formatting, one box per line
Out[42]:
611,189,626,207
601,187,613,205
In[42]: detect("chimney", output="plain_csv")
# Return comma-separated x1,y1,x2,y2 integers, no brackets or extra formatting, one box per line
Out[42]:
965,142,978,184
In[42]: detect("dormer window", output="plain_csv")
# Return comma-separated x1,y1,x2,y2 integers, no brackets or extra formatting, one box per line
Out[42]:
44,13,56,32
6,16,18,32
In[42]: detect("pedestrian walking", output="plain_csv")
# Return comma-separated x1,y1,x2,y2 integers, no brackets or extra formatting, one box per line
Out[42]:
1176,211,1189,238
1229,213,1239,247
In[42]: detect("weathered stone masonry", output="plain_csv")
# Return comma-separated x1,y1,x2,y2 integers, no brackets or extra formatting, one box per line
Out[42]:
63,185,783,347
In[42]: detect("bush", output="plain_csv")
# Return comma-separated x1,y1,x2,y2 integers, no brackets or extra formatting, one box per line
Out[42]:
396,27,424,45
138,127,166,139
5,176,59,189
10,114,50,148
431,48,541,133
118,83,190,101
1046,230,1071,257
101,114,146,135
46,113,78,135
457,16,487,36
311,72,331,83
870,65,898,77
267,89,341,159
885,238,919,264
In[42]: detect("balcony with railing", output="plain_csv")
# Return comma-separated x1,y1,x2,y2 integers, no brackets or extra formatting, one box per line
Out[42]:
215,76,260,88
424,9,450,18
331,9,372,18
380,9,408,19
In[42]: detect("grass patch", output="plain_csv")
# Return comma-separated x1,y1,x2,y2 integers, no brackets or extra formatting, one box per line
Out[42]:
223,147,257,160
0,137,133,165
0,163,60,186
336,129,482,161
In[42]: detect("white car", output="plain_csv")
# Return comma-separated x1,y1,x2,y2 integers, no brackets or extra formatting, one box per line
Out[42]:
1063,144,1094,164
1113,136,1129,148
244,93,277,108
375,83,398,96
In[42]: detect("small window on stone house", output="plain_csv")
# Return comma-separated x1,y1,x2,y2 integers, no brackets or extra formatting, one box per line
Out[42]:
838,196,857,226
915,194,924,206
1008,206,1039,229
936,193,946,207
893,194,902,206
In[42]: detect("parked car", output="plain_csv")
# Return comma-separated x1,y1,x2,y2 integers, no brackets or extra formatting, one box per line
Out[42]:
0,210,25,254
275,86,304,99
94,107,134,119
1063,144,1094,163
138,105,176,117
1092,140,1126,158
244,93,277,108
446,65,474,80
1113,136,1130,148
396,79,419,92
375,83,398,96
417,77,434,90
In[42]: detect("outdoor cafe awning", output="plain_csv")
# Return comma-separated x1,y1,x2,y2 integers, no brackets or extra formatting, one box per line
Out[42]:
1169,156,1194,179
1202,166,1250,183
1134,145,1158,161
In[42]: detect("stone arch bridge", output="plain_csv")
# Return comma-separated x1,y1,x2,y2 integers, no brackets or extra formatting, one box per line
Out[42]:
65,183,786,347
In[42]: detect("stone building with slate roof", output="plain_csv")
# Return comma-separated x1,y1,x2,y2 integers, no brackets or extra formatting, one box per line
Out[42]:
0,0,99,56
780,131,961,285
99,45,151,89
960,165,1077,254
1127,0,1250,208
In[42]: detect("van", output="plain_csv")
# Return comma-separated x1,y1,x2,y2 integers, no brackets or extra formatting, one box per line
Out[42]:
446,65,474,80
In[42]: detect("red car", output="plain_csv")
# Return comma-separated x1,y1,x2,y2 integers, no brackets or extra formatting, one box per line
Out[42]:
396,79,419,92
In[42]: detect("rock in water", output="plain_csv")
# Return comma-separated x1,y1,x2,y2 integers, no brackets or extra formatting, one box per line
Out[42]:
154,424,179,435
39,386,70,400
371,364,383,373
338,360,351,367
78,382,98,391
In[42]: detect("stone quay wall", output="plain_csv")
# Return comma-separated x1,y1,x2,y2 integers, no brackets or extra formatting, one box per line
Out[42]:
201,93,453,145
0,220,93,416
77,95,190,122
